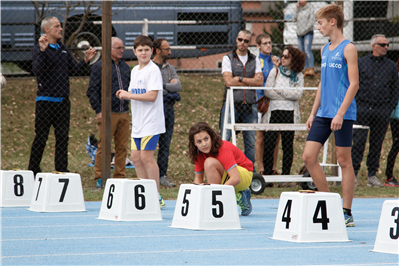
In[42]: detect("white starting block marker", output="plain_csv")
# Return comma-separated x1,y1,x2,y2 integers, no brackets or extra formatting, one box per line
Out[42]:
28,172,86,212
97,178,162,221
0,170,34,207
170,184,242,230
271,191,349,242
371,200,399,255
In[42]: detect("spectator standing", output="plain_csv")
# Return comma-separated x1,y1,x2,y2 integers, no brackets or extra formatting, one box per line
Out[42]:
87,37,131,189
292,0,315,77
302,4,359,227
255,33,281,177
28,16,96,176
385,100,399,187
116,35,166,208
219,30,264,168
261,47,305,181
351,34,399,187
152,38,182,187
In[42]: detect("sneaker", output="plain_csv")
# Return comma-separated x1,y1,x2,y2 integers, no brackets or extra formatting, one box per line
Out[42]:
343,209,355,227
160,175,176,187
159,195,166,209
96,179,101,189
385,177,399,187
236,188,252,216
367,176,383,187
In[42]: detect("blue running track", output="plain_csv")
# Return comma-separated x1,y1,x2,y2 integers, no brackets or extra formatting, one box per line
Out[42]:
1,198,398,265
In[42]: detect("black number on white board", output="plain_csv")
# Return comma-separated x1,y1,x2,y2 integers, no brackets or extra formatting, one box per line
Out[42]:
212,190,224,218
58,179,69,202
313,200,330,230
181,189,191,216
282,200,292,229
13,174,24,197
390,207,399,240
107,184,115,209
35,177,43,201
134,185,146,210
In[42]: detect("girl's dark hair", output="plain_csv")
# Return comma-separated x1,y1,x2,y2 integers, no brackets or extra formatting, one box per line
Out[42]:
187,122,222,164
285,46,305,73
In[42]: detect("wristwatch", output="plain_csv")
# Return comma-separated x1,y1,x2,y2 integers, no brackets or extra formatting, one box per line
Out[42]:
239,76,243,82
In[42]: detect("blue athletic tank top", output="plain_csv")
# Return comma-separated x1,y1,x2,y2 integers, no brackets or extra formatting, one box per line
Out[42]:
317,39,356,120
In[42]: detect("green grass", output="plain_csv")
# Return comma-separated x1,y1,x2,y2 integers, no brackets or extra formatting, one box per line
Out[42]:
1,74,398,201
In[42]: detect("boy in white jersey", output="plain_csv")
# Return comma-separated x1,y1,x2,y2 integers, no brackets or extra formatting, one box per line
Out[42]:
116,35,166,208
302,4,359,227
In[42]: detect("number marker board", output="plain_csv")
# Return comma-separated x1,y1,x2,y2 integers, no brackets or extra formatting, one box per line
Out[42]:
271,191,350,242
0,170,34,207
28,173,86,212
97,178,162,221
170,184,241,230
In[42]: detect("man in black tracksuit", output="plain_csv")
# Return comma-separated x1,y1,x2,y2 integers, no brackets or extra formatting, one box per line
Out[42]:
28,16,96,176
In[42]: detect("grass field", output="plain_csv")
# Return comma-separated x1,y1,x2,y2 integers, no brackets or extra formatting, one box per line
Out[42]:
1,73,398,200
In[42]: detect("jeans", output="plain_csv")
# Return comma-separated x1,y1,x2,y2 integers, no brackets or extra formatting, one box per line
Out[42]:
94,112,130,179
386,118,399,178
352,103,392,176
28,98,70,174
297,32,314,69
219,102,256,167
157,102,175,177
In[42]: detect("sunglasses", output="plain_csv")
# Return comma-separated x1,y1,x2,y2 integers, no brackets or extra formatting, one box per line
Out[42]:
280,54,291,59
376,43,389,47
237,38,250,44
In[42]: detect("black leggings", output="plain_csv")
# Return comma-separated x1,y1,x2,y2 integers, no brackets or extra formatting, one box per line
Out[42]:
386,119,399,178
263,110,294,175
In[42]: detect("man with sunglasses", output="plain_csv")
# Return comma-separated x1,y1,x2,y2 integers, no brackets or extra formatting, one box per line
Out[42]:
152,38,181,188
219,30,263,170
87,37,131,188
352,34,399,187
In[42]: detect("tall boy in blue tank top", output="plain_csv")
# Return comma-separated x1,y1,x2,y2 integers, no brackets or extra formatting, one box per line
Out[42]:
302,4,359,227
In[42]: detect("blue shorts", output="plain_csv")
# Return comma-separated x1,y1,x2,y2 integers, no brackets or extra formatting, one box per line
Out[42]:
306,116,354,147
131,135,160,151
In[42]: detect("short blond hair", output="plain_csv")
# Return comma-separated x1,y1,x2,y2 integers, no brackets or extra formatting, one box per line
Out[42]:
315,4,344,30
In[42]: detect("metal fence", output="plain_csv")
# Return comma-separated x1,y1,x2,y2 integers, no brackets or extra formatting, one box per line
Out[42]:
1,1,399,189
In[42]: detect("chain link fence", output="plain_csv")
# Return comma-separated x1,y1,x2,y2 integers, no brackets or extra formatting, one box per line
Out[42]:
1,1,399,189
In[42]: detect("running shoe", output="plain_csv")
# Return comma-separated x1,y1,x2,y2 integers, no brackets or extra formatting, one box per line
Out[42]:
343,209,355,227
367,176,383,187
159,195,166,209
236,188,252,216
96,179,101,189
385,177,399,187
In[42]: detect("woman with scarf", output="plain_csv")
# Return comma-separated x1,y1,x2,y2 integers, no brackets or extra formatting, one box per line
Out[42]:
261,46,305,182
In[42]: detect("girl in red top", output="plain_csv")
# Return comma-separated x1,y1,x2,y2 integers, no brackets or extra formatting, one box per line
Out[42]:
187,122,253,216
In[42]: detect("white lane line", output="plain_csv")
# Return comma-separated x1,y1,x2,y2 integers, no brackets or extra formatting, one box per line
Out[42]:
1,244,376,259
2,215,99,219
2,232,273,242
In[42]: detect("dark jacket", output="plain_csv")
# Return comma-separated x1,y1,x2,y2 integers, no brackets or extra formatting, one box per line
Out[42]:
87,59,131,114
224,49,257,104
357,53,399,111
32,41,88,97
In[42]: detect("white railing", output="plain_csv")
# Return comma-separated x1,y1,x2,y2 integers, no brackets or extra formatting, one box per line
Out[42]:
222,86,367,183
